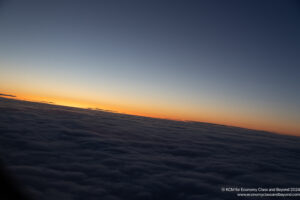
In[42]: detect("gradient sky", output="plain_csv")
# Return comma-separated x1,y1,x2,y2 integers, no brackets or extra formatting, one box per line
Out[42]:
0,0,299,135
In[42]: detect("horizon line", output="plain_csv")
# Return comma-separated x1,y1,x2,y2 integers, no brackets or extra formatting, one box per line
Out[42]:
0,93,298,137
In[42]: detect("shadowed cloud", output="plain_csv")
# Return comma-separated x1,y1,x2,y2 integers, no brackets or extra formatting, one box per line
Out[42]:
0,97,299,200
0,93,16,98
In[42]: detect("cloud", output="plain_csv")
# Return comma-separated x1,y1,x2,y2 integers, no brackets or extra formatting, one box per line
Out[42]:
0,93,16,98
0,97,300,200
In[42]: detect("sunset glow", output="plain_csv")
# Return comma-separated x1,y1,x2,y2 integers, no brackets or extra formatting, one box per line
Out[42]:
0,0,299,136
1,88,299,136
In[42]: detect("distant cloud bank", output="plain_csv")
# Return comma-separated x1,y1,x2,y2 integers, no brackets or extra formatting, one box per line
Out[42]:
0,93,16,98
0,97,299,200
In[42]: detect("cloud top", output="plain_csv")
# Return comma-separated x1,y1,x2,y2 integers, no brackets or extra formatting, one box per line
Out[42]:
0,97,299,200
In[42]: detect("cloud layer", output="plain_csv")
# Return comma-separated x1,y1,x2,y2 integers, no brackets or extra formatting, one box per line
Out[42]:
0,97,299,200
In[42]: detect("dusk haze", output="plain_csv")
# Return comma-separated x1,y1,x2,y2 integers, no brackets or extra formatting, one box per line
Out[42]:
0,0,299,135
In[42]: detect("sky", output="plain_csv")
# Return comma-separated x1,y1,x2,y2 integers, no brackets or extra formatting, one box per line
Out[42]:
0,0,299,135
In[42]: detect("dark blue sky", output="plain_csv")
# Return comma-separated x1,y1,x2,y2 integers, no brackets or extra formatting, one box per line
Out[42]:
0,0,299,134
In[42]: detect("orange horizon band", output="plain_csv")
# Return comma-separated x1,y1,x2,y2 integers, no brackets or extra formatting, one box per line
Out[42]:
0,91,298,137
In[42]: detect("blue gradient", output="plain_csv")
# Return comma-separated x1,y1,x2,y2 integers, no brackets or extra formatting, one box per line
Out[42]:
0,0,299,134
